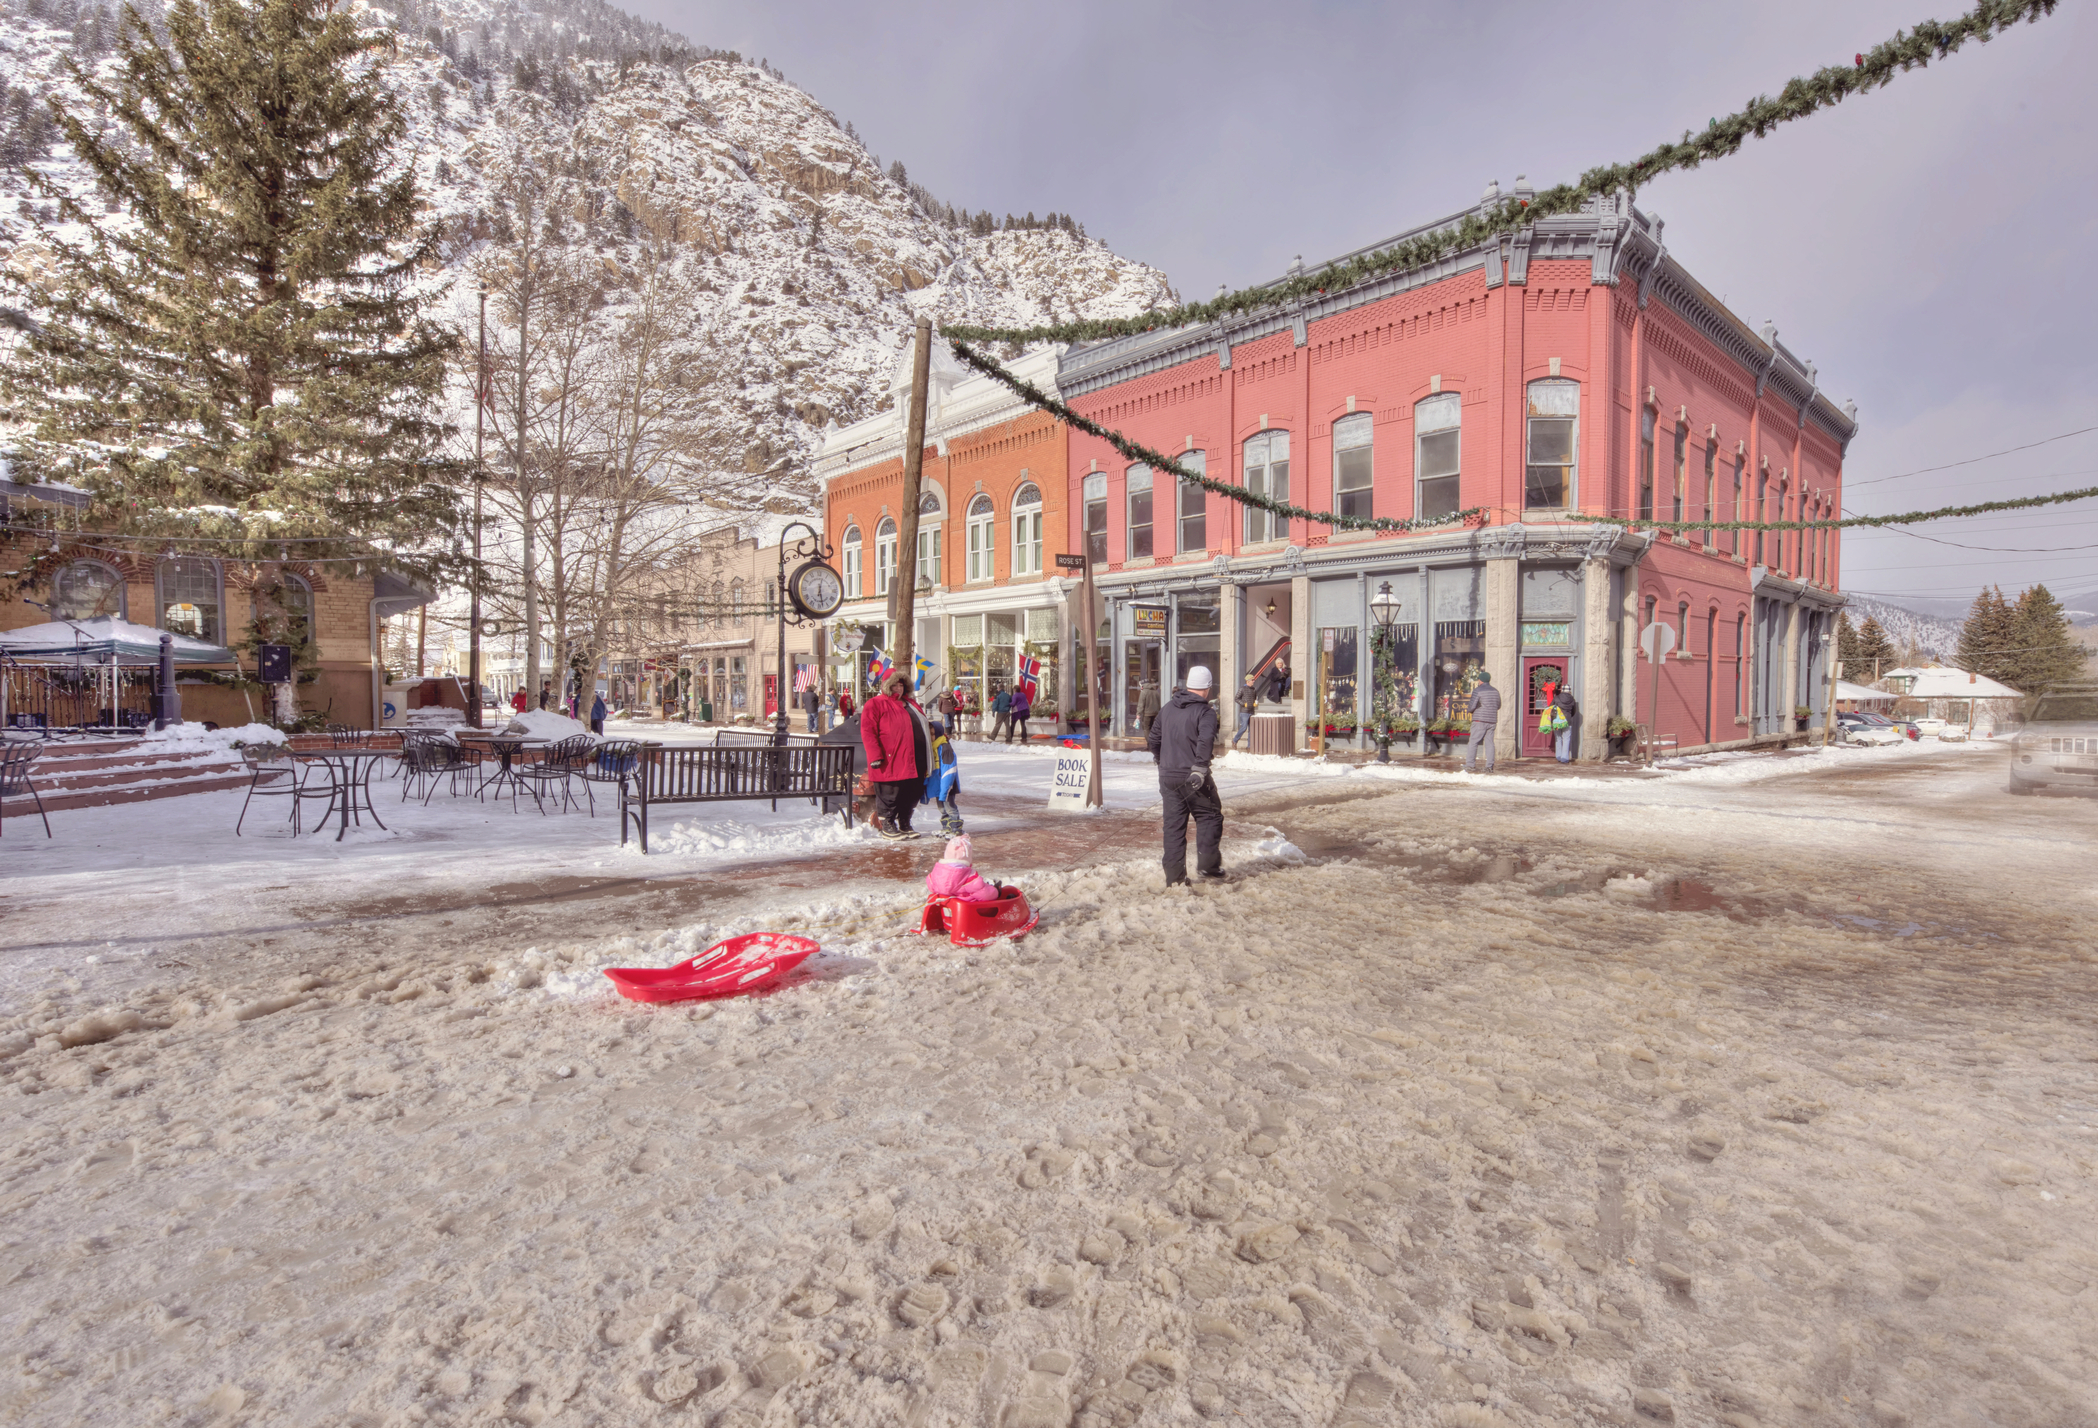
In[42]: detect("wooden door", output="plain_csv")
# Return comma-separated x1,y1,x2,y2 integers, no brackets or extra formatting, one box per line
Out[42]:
1521,657,1567,759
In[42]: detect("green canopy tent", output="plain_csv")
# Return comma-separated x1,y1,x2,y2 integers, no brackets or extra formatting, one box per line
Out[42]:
0,616,234,730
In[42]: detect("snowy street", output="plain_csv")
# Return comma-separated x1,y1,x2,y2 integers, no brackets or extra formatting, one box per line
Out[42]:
2,739,2094,1427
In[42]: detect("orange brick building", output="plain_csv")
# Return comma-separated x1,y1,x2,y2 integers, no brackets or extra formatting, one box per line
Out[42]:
816,345,1081,720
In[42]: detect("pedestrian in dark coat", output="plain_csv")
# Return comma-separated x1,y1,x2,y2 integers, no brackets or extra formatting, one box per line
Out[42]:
860,671,926,838
589,693,607,735
1136,679,1161,740
1147,665,1223,885
1231,674,1260,747
1463,671,1501,773
990,686,1013,744
1009,684,1031,744
1551,682,1578,764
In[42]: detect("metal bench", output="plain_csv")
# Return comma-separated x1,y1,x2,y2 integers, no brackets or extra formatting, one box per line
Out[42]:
620,742,858,852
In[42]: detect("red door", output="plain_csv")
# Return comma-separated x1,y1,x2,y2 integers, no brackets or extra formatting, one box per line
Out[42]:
764,674,779,717
1521,658,1567,759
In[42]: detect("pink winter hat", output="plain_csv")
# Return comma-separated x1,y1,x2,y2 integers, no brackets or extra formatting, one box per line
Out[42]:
942,835,972,864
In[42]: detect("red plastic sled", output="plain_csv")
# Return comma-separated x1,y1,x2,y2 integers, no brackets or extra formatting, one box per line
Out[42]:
919,887,1038,946
603,932,818,1004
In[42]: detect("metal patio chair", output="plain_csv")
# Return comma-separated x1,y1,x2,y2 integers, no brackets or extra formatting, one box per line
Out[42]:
235,743,324,836
1,738,51,838
515,734,594,814
574,738,645,817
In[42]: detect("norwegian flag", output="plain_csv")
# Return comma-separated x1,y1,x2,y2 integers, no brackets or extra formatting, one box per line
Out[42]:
1015,654,1042,702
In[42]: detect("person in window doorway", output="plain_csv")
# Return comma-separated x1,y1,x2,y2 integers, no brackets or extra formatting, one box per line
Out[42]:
989,684,1012,743
589,692,607,735
1231,674,1259,747
1551,682,1578,764
1263,659,1291,705
1463,670,1501,773
1009,683,1031,744
1149,665,1223,886
1136,678,1161,741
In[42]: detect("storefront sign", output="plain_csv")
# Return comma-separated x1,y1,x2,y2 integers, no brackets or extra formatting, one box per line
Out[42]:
1047,748,1093,812
1132,605,1169,637
1520,622,1572,648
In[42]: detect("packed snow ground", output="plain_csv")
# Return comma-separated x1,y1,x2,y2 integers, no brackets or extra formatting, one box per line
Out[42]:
1,740,2094,1427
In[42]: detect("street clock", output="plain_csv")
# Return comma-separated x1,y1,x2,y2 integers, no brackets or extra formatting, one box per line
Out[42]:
787,559,844,619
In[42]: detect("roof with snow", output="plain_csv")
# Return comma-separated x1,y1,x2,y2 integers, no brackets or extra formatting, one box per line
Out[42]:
1874,666,2022,699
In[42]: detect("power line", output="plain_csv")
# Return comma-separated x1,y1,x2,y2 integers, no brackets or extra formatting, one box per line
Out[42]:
1845,427,2098,489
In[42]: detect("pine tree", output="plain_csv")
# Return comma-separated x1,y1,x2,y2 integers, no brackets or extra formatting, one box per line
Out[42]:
1836,611,1859,670
0,0,461,576
2007,584,2086,694
1852,615,1897,681
1954,586,2017,687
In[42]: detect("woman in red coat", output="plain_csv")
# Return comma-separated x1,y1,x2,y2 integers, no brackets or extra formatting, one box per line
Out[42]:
859,671,927,839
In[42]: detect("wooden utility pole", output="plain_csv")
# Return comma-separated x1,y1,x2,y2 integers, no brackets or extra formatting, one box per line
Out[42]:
468,286,486,727
889,317,933,682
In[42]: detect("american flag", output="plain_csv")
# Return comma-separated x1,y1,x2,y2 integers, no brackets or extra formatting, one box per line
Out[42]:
1015,654,1042,701
793,666,816,693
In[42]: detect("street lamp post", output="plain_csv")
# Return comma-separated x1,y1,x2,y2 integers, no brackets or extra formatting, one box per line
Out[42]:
1369,580,1401,764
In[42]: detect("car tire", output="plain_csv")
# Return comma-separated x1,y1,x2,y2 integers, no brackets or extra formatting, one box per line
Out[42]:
2008,775,2036,796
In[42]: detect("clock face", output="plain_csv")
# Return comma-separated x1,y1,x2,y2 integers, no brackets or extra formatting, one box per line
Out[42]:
791,560,844,618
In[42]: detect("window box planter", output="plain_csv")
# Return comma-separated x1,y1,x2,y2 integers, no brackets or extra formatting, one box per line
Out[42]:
1306,722,1359,739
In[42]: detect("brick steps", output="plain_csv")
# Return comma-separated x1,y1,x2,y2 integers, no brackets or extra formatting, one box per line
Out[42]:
2,736,251,817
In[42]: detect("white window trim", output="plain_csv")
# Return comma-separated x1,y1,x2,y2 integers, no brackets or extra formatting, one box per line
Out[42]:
966,496,996,584
1414,395,1461,521
1011,485,1043,577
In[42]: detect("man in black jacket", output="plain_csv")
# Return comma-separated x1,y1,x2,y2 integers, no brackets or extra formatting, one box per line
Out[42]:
1147,665,1224,885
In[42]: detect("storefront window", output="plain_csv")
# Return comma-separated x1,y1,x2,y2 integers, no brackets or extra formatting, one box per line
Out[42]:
730,656,747,712
1314,627,1360,731
1433,620,1486,726
1370,623,1420,734
1174,598,1220,693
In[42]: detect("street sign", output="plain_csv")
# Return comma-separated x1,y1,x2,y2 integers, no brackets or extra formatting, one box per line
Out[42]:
1638,621,1677,662
1054,554,1086,571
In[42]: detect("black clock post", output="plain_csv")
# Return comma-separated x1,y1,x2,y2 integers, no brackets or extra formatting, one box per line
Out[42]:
772,520,843,748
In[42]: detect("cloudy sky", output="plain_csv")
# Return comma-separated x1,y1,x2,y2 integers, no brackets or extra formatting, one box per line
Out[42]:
635,0,2097,615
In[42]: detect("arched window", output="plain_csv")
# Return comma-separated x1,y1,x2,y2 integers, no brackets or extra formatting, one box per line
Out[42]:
730,577,746,618
1242,431,1289,544
1528,380,1579,511
843,524,863,598
1333,413,1373,520
1125,463,1153,559
1671,420,1687,524
1175,453,1206,553
52,559,125,621
250,573,313,647
965,495,995,582
1011,482,1043,576
156,557,223,644
915,490,943,588
875,517,898,596
1415,394,1461,520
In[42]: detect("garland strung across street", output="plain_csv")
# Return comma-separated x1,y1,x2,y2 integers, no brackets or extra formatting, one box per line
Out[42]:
1565,484,2098,534
946,0,2056,350
945,339,1483,535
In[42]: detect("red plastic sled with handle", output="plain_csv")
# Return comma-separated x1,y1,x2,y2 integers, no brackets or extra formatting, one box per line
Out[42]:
603,932,818,1004
919,887,1038,947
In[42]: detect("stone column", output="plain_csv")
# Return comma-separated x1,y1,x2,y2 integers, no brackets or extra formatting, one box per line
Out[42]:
1620,560,1643,723
1483,555,1520,762
1056,583,1074,729
1580,557,1614,760
1289,573,1311,751
1219,577,1242,717
1782,600,1802,735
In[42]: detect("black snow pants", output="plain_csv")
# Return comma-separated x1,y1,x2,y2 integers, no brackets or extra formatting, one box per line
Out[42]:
1160,772,1223,884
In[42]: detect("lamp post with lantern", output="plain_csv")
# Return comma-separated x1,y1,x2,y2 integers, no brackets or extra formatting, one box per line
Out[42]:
1368,580,1402,763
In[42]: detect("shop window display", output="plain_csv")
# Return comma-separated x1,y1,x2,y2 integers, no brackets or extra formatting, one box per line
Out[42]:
1370,623,1420,738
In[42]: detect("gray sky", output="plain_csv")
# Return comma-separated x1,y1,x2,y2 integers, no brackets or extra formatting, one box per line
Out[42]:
633,0,2098,616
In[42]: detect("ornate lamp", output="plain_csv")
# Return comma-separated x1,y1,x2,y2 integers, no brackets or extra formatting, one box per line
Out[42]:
1369,581,1401,763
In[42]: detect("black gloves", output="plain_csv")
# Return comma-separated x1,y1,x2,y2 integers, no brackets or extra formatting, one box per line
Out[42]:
1184,769,1207,794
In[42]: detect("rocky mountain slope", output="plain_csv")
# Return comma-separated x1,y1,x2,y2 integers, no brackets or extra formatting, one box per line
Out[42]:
1842,595,1963,664
0,0,1175,519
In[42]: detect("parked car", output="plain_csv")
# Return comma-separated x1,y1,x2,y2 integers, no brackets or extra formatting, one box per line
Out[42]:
1837,712,1905,746
1910,716,1949,737
2009,684,2098,795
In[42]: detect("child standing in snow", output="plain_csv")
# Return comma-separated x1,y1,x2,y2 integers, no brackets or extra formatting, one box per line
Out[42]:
925,835,1002,904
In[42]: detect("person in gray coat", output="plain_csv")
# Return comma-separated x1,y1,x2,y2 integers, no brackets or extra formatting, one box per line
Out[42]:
1463,670,1501,773
1147,665,1223,885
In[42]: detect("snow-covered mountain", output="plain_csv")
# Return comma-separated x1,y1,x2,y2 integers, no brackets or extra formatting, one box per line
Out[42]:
1844,595,1963,661
0,0,1175,519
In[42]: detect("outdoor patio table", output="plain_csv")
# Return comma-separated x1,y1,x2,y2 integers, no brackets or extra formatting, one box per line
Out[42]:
456,732,542,804
290,747,393,841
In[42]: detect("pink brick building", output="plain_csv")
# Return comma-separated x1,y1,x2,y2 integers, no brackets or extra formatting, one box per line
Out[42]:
1058,188,1855,760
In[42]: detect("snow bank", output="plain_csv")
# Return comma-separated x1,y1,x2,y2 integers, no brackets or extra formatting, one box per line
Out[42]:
503,709,594,742
138,721,286,752
616,813,872,861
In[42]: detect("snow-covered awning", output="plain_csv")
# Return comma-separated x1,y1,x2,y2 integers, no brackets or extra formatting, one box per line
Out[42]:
0,616,234,665
1835,680,1895,704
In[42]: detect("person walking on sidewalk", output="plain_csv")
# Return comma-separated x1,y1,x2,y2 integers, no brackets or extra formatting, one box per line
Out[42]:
1551,682,1578,764
1009,684,1032,744
1231,674,1259,748
1136,678,1161,742
989,685,1012,743
800,682,821,733
1463,671,1501,773
860,670,927,838
589,692,607,735
1148,665,1223,886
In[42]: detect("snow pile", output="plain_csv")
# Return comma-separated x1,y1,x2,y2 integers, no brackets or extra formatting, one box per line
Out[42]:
139,721,286,752
619,813,870,860
404,706,467,728
1215,749,1355,778
503,710,595,743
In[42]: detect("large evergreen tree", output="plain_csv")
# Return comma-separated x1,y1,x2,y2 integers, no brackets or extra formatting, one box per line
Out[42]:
1851,615,1897,680
1955,586,2018,687
2007,584,2086,693
0,0,461,577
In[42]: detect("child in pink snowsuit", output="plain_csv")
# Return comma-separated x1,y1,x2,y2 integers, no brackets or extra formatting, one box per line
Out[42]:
925,835,1001,903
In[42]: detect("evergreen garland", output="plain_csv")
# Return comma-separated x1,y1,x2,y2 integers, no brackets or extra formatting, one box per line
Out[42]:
945,0,2056,350
947,339,1483,535
0,0,464,584
1566,484,2098,533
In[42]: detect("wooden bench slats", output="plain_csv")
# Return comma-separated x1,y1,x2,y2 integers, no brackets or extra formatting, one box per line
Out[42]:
620,744,856,852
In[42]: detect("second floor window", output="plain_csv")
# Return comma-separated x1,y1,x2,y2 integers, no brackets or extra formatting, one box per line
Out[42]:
875,517,897,596
1672,423,1687,524
1700,441,1717,546
1415,393,1461,519
966,494,995,581
1126,464,1153,559
1012,483,1043,576
916,491,942,587
1177,452,1206,553
843,525,862,597
157,556,222,644
1242,431,1289,544
53,559,125,621
1083,472,1107,565
1333,413,1373,521
1528,380,1580,511
1730,459,1744,557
